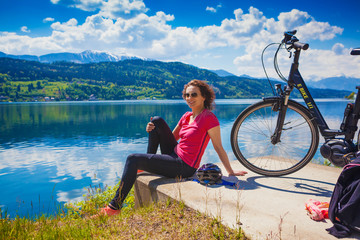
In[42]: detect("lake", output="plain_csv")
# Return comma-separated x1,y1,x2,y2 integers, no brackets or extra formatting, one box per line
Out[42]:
0,98,352,218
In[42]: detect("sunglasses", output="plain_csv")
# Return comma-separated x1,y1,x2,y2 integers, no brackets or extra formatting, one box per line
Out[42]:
184,92,198,98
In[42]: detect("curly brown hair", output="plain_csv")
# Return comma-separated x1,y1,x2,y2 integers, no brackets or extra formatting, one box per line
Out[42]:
182,80,215,110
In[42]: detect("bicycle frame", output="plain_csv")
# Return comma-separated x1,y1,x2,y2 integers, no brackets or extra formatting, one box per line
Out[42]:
231,33,360,175
280,48,360,141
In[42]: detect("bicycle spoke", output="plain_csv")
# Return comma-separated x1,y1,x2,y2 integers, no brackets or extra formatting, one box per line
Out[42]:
231,99,319,176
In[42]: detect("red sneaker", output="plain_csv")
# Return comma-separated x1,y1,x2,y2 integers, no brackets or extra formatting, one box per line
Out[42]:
91,206,120,218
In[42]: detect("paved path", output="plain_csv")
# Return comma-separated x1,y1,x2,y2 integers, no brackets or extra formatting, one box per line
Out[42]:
135,161,360,240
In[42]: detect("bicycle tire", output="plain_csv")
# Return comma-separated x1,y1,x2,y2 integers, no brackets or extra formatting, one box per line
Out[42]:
231,98,319,176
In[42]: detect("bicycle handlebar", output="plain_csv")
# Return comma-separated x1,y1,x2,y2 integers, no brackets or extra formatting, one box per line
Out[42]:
293,41,309,50
282,30,309,50
262,30,310,87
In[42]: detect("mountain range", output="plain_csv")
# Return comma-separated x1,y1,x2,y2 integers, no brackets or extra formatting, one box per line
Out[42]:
1,50,359,92
210,69,236,77
307,77,360,92
0,50,145,64
0,50,356,102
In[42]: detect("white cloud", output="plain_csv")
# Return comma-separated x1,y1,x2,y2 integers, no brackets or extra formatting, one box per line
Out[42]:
231,8,350,80
100,0,148,18
21,26,30,33
277,9,311,30
295,46,360,80
206,3,222,13
206,6,217,13
0,137,147,203
69,0,103,11
43,17,55,23
0,32,62,55
52,0,148,19
1,6,358,80
233,42,360,81
332,43,346,55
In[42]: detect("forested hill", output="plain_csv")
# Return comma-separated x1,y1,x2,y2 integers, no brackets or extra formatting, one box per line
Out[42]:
0,57,351,102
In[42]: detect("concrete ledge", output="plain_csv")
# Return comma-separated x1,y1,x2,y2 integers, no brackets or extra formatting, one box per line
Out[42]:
134,173,180,208
134,160,360,240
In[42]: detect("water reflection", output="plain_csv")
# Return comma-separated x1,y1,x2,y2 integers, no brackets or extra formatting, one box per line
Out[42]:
0,99,349,218
0,101,188,146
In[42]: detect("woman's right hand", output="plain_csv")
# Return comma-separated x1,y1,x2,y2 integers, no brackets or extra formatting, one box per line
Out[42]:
146,117,155,132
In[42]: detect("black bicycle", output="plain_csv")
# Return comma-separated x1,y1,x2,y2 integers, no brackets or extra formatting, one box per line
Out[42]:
231,30,360,176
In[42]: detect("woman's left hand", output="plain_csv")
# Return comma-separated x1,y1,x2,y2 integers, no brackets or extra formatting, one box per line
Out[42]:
229,170,248,176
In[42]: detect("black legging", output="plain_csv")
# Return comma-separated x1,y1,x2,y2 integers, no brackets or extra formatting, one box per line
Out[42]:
109,116,197,210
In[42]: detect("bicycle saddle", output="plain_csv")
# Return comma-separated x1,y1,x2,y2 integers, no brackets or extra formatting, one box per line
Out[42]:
351,48,360,55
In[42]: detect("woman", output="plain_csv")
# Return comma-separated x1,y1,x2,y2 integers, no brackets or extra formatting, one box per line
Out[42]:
95,79,247,216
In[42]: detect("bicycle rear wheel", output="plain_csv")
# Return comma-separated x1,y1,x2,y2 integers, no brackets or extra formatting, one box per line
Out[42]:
231,98,319,176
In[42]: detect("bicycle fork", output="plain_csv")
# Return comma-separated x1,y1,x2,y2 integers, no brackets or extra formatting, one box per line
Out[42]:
271,84,292,145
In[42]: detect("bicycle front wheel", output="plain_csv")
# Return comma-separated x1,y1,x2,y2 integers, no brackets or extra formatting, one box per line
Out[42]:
231,98,319,176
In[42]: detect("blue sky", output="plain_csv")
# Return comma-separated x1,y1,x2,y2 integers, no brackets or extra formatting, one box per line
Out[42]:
0,0,360,80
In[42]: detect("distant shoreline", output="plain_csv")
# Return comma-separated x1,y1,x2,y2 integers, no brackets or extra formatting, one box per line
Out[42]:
0,98,350,105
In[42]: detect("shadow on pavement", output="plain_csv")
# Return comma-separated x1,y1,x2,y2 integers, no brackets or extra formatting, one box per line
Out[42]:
245,176,334,197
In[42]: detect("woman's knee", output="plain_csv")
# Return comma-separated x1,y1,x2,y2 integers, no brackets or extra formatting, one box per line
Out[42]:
125,153,140,166
126,153,142,161
125,153,149,168
151,116,166,127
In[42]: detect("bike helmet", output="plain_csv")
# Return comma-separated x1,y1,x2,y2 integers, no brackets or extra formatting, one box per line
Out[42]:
196,163,223,185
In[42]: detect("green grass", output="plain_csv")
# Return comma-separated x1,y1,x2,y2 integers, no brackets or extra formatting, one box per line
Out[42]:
0,183,247,240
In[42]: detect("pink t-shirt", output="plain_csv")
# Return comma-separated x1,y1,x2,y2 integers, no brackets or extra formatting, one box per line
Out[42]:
175,109,220,169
